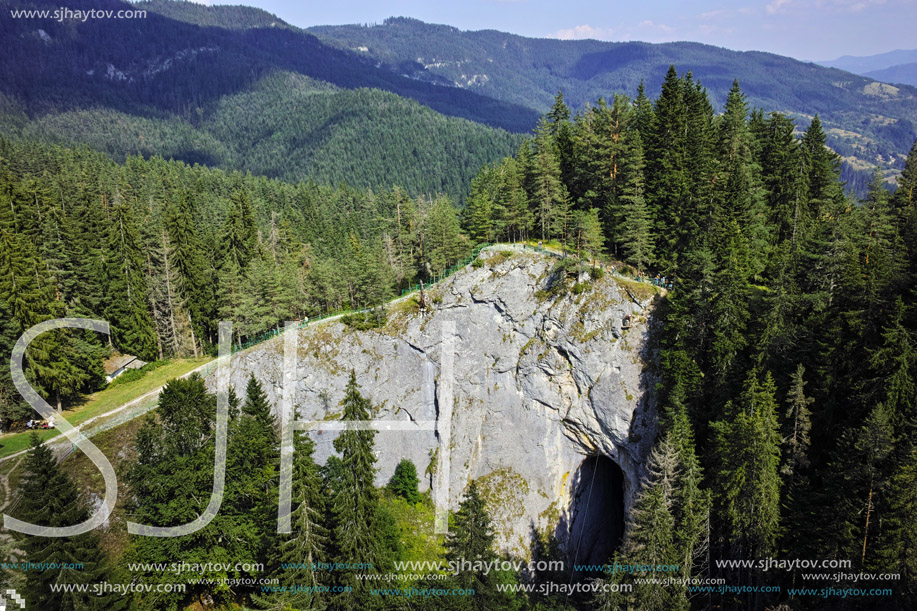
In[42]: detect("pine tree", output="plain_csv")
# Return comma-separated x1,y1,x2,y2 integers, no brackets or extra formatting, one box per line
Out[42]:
104,202,157,360
388,458,422,504
16,434,126,611
254,430,328,611
445,480,515,610
420,196,470,278
598,437,685,611
328,371,384,608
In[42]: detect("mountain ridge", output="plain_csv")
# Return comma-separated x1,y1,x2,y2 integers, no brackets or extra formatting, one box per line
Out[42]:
310,17,917,180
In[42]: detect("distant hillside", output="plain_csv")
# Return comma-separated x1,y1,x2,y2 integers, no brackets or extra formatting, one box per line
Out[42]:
0,0,535,198
864,63,917,88
3,73,522,197
135,0,294,31
819,49,917,74
311,18,917,177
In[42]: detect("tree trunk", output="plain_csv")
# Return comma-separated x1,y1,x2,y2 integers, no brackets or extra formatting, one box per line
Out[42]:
861,478,874,567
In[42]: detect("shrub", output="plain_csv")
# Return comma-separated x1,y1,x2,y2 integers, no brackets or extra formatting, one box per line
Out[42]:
341,307,387,330
107,360,168,387
388,458,422,504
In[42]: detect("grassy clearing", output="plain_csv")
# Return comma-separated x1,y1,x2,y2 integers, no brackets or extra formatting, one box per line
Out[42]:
0,357,211,459
613,276,661,302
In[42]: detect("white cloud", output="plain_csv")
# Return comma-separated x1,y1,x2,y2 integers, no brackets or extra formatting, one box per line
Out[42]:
766,0,793,14
638,19,675,33
552,24,616,40
767,0,890,14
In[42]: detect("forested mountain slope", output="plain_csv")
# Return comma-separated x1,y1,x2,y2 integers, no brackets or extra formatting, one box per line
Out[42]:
3,72,522,196
864,63,917,88
0,0,531,199
311,17,917,182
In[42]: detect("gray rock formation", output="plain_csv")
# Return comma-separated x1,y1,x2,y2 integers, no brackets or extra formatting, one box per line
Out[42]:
207,248,660,559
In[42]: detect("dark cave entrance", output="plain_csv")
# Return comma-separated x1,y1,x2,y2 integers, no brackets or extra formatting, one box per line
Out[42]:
567,455,625,576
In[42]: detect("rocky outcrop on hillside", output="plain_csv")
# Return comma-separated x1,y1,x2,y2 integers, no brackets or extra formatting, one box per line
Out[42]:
208,248,661,558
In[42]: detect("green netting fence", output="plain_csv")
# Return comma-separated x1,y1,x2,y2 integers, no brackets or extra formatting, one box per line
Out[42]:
231,242,672,354
398,242,494,297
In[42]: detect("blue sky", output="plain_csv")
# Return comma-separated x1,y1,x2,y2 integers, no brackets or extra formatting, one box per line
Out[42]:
209,0,917,61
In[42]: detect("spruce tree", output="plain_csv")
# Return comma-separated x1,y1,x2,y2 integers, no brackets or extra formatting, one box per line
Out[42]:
388,458,422,504
598,437,685,611
577,208,605,266
531,118,566,242
866,298,916,439
894,138,917,277
801,115,845,222
647,66,690,272
833,403,895,568
547,91,576,190
254,429,327,611
616,130,654,270
104,202,158,360
243,373,278,441
445,481,515,610
711,372,781,561
16,434,125,611
165,191,212,348
876,444,917,607
782,364,814,488
329,371,384,608
667,403,711,578
220,189,258,272
465,166,497,243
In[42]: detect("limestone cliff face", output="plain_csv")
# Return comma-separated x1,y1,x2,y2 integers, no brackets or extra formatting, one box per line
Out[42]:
207,248,660,558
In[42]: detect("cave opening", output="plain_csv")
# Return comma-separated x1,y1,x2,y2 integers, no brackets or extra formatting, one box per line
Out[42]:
567,455,625,576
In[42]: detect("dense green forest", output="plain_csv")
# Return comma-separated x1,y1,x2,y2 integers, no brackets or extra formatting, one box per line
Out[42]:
461,70,917,610
0,138,471,422
2,58,917,609
1,72,522,200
